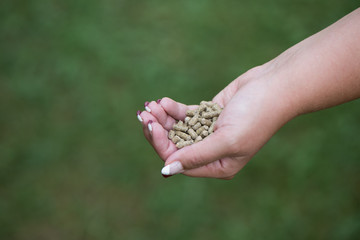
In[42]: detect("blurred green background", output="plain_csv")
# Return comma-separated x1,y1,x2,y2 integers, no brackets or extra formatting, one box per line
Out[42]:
1,0,359,239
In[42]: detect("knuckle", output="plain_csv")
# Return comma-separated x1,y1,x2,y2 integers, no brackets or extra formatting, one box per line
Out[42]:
149,101,157,107
140,111,146,118
161,97,172,105
183,147,203,169
186,158,199,169
159,97,172,110
187,157,201,169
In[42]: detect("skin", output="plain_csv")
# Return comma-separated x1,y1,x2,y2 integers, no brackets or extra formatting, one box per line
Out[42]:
139,8,360,179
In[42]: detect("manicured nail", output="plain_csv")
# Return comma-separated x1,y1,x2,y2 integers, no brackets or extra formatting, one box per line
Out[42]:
137,110,143,122
145,101,151,112
156,99,161,104
161,161,184,176
162,174,172,178
148,120,153,132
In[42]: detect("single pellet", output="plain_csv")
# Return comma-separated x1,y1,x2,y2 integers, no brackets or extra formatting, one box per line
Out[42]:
175,140,184,148
187,128,198,139
195,136,203,143
202,110,221,119
198,104,207,113
173,123,188,132
201,130,209,138
172,135,181,144
188,114,199,126
186,109,197,117
176,140,193,149
196,126,207,135
192,122,202,130
209,122,215,133
212,103,222,112
201,101,215,107
184,116,191,124
176,131,192,141
168,130,175,139
200,118,212,126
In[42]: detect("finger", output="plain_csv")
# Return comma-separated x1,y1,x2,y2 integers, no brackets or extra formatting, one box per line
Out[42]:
140,111,177,161
147,100,176,130
161,129,236,176
140,111,157,142
136,110,144,123
149,121,177,160
159,97,198,120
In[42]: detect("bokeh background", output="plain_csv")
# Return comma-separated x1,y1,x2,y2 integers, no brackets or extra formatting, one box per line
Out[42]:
1,0,359,239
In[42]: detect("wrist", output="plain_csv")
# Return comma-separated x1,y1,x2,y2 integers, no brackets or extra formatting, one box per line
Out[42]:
246,62,300,124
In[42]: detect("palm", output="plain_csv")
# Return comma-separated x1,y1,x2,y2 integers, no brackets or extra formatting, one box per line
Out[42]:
139,77,252,178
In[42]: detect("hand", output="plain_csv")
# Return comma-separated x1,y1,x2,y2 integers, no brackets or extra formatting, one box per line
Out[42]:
137,8,360,179
137,65,295,179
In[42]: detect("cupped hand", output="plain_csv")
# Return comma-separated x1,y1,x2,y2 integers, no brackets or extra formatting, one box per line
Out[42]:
137,9,360,179
138,65,296,179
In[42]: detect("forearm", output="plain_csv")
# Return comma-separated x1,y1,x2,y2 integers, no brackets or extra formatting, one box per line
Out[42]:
270,8,360,116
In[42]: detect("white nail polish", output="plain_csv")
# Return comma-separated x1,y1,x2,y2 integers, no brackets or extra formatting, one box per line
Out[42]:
145,106,151,112
148,122,153,132
137,114,143,122
161,161,184,175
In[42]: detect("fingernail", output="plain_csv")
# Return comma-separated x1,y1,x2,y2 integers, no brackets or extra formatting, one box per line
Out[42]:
161,161,184,176
162,174,172,178
148,120,153,132
137,110,143,122
156,99,161,104
145,101,151,112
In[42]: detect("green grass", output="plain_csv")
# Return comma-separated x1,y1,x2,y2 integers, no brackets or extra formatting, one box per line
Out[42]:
0,0,359,239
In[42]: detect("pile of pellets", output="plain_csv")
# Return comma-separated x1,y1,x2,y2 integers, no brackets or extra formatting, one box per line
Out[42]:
168,101,223,149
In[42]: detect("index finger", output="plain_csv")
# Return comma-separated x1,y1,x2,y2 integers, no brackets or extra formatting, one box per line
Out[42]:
159,97,198,120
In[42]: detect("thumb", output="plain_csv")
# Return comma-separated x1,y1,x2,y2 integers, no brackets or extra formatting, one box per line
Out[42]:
161,130,233,176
